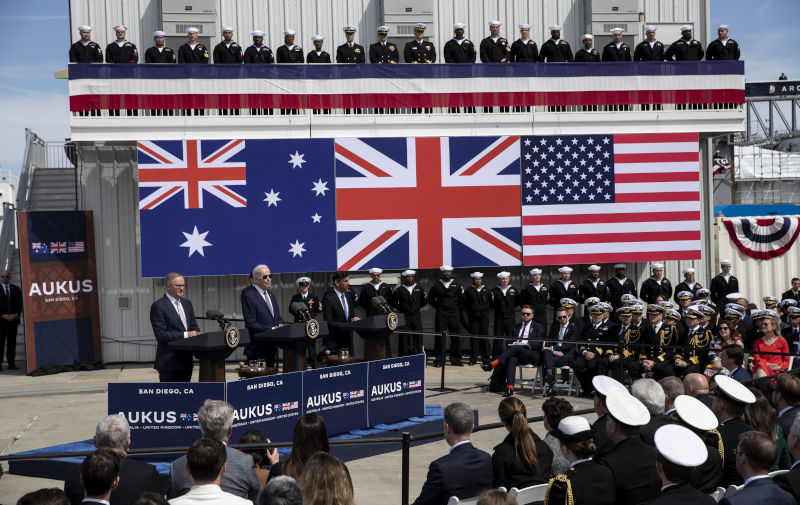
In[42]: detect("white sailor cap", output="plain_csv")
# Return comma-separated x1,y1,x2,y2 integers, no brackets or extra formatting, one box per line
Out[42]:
401,269,416,277
588,264,601,271
77,25,92,32
153,31,166,37
674,395,718,430
221,26,234,32
251,30,265,37
558,266,573,273
113,25,128,32
186,27,200,34
284,29,296,36
654,424,708,468
440,265,454,272
609,27,624,34
682,268,695,275
720,259,732,266
377,26,390,33
368,267,383,274
715,375,756,405
553,416,594,442
560,298,577,308
489,20,502,27
530,268,542,275
592,375,627,397
343,25,357,33
296,276,311,285
311,34,324,41
644,25,657,31
471,271,484,278
453,23,466,30
787,306,800,316
549,25,561,31
726,292,744,301
606,389,650,427
614,263,627,269
696,288,711,296
717,24,730,30
725,302,745,311
413,23,427,31
582,34,594,40
621,294,637,303
677,291,694,300
519,23,531,30
651,263,664,270
764,309,779,319
585,297,601,306
680,25,693,32
497,271,510,279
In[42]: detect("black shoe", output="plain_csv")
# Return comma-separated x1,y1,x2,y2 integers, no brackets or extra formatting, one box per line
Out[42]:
544,373,555,386
545,385,557,397
503,387,514,397
8,364,18,370
450,361,464,367
481,362,493,372
469,359,478,366
432,360,442,368
561,369,570,383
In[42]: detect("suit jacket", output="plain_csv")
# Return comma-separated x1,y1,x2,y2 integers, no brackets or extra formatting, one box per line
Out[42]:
639,414,673,447
719,418,754,486
168,484,252,505
0,282,22,317
150,295,200,372
65,455,163,505
491,431,553,489
545,323,577,357
596,437,661,505
773,463,800,502
511,321,545,349
545,459,616,505
729,366,751,382
591,414,614,461
778,406,800,438
646,483,716,505
412,441,493,505
241,287,284,335
782,289,800,303
168,444,259,501
719,476,796,505
321,288,358,345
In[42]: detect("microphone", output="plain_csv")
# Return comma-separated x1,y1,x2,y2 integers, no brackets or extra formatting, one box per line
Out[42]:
206,309,226,322
290,301,312,322
371,296,392,314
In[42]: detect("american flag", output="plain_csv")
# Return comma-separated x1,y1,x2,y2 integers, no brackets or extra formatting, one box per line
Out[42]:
138,139,247,210
68,241,85,253
521,133,701,265
335,136,522,270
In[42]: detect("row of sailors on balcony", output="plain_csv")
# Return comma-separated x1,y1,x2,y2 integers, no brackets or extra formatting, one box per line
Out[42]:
69,22,740,65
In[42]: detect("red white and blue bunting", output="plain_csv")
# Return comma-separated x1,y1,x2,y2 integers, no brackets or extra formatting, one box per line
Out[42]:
723,216,800,260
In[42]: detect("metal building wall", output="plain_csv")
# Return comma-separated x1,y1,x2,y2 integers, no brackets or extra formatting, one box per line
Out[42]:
642,0,709,43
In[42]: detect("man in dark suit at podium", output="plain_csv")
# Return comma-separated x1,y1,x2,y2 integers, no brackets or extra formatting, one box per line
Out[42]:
322,271,360,355
150,272,202,382
242,264,284,367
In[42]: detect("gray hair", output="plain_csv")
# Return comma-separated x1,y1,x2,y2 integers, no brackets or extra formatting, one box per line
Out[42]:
95,414,130,454
252,264,268,278
198,400,234,440
632,379,666,416
257,476,303,505
444,402,474,436
165,272,183,286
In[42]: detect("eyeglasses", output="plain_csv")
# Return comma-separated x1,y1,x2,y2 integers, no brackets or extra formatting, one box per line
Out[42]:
760,322,771,326
262,274,272,279
719,327,730,331
299,282,309,286
556,315,568,320
521,312,533,317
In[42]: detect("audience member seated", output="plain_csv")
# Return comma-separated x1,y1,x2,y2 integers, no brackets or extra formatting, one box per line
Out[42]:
298,452,354,505
720,344,750,382
413,402,492,505
16,488,70,505
631,378,668,446
168,400,259,501
753,312,790,377
491,396,553,489
64,414,162,505
131,493,169,505
476,489,518,505
743,389,791,471
239,428,279,488
648,424,716,505
544,416,615,505
712,375,756,487
658,376,683,417
773,416,800,502
81,448,121,505
257,475,303,505
772,373,800,437
719,431,795,505
683,373,713,409
168,437,252,505
590,375,628,460
541,397,574,477
267,413,347,483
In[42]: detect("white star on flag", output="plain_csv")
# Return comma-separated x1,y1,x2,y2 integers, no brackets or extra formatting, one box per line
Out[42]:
288,240,307,258
311,213,322,223
288,151,306,168
180,226,212,257
311,178,329,196
263,189,281,207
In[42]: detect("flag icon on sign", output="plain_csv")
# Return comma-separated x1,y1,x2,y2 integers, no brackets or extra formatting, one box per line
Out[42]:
68,241,85,253
31,242,50,254
50,242,67,254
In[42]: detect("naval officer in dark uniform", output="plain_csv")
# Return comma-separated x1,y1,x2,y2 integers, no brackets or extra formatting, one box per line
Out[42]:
178,27,209,63
336,25,365,63
539,25,573,62
404,23,436,63
510,23,538,62
443,23,476,63
212,27,243,63
145,31,176,63
574,34,601,62
276,29,304,63
306,35,331,63
706,24,740,60
461,272,491,365
105,25,138,63
634,25,666,61
369,26,399,63
428,265,464,367
69,25,103,63
601,27,631,62
391,270,427,356
666,25,704,61
520,268,549,334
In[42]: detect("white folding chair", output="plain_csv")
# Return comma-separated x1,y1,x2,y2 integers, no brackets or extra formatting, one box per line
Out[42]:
709,486,726,502
517,363,538,391
446,496,479,505
531,365,579,396
725,484,742,495
769,469,790,478
508,483,549,505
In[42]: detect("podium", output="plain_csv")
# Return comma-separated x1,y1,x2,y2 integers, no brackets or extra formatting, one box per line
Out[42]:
338,314,405,361
253,322,328,373
168,328,250,382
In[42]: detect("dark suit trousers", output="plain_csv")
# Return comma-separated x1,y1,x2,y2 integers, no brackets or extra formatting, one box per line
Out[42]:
611,355,643,382
0,320,18,366
433,313,462,363
653,361,676,379
398,314,423,356
493,317,515,358
468,314,490,361
159,368,193,382
498,346,542,385
572,354,609,393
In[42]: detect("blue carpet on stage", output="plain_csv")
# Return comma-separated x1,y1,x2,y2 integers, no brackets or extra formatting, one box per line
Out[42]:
8,405,458,483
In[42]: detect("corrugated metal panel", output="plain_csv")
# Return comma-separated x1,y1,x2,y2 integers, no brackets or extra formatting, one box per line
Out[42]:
642,0,709,43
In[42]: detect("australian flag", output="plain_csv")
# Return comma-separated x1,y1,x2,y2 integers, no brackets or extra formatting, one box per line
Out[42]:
137,139,337,276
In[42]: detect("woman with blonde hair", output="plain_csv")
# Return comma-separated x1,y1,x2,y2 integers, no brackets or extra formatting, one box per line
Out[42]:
298,452,354,505
492,396,553,489
753,313,790,377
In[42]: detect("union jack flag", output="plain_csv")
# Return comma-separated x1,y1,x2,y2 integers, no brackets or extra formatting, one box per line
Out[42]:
137,139,247,210
50,242,68,253
335,136,522,270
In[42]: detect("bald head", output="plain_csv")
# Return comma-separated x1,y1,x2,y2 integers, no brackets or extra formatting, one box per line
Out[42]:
683,373,709,397
0,270,9,283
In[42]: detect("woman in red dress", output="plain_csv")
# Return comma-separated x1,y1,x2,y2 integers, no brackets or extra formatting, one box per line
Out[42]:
753,313,790,377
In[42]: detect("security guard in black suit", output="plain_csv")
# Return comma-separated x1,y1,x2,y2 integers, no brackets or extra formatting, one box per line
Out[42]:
105,25,139,63
640,263,673,304
178,27,209,63
289,276,323,322
428,265,464,367
404,23,436,63
306,35,331,63
479,20,511,62
359,268,393,317
243,30,274,63
69,26,103,63
369,26,399,63
666,26,704,61
336,25,366,63
145,31,176,63
213,27,244,63
490,272,519,358
391,270,427,356
539,25,573,62
549,267,578,319
601,28,632,62
634,26,666,61
443,23,477,63
710,260,738,314
276,29,304,63
461,272,491,365
574,34,601,62
574,304,616,396
578,265,606,306
783,278,800,304
605,264,638,312
706,25,740,60
674,268,702,303
519,268,549,334
510,24,538,62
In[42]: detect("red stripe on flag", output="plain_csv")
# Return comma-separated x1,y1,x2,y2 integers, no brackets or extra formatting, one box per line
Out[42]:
524,250,701,265
522,211,701,225
137,143,173,164
466,228,520,259
142,186,182,210
211,185,247,206
615,192,700,203
339,230,399,271
459,136,519,176
204,139,244,163
614,172,699,183
614,133,698,143
334,143,392,177
523,230,701,246
614,152,699,163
